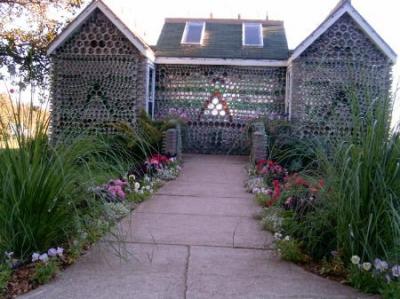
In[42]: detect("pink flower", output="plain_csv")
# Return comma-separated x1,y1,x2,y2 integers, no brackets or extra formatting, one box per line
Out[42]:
113,179,127,187
107,185,126,199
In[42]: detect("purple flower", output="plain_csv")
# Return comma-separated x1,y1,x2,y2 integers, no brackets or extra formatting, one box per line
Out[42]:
374,258,389,272
39,253,49,263
56,247,64,256
392,265,400,278
48,248,57,257
32,252,40,262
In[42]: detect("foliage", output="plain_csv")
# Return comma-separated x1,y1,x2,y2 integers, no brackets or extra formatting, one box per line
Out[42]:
348,255,400,296
381,281,400,299
0,264,11,294
109,111,165,166
312,95,400,263
348,264,385,294
260,207,284,232
0,93,135,262
0,0,84,86
32,259,59,285
264,120,319,172
274,235,308,264
319,254,347,278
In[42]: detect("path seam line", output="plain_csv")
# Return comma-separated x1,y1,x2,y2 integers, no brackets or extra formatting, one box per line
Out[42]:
184,246,191,299
133,211,257,219
100,239,275,251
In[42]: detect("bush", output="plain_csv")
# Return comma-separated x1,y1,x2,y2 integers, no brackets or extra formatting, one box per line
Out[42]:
281,94,400,265
32,260,59,285
275,236,308,263
0,264,11,294
316,96,400,262
0,97,139,262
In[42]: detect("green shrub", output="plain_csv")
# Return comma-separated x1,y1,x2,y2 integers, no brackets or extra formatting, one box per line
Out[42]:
381,282,400,299
275,237,307,263
282,93,400,264
348,264,385,294
282,197,337,260
0,264,11,294
260,207,284,232
0,97,136,262
32,260,59,285
316,96,400,262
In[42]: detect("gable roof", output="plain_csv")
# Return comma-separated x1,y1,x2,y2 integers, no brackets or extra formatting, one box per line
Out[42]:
154,18,289,61
47,0,155,60
289,0,397,64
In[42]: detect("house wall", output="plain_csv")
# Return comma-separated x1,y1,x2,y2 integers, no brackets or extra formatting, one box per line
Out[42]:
155,64,286,154
290,13,392,139
50,9,147,138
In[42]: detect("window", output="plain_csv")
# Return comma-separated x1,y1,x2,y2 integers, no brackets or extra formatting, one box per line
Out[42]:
181,22,205,44
243,23,263,46
146,64,155,119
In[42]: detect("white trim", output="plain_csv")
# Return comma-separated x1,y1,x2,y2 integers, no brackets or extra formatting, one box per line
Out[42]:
47,0,155,61
181,22,206,45
145,63,156,119
242,23,263,47
155,57,287,67
289,2,397,64
285,63,293,120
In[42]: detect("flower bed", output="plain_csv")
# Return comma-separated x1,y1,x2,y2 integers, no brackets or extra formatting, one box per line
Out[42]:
0,153,181,297
246,158,400,297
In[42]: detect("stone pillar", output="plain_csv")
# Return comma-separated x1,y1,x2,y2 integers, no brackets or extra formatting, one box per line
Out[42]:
252,131,268,163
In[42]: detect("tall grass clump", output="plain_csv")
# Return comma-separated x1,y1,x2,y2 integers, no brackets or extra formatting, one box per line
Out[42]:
327,95,400,262
0,92,130,262
288,92,400,264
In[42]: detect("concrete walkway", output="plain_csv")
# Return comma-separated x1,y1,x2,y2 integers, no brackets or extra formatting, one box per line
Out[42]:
22,155,371,299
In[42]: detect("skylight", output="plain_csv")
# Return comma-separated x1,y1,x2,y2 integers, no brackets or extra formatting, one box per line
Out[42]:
243,23,263,47
181,22,205,44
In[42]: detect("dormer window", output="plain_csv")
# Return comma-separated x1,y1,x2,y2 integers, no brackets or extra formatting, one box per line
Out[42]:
181,22,205,45
243,23,263,47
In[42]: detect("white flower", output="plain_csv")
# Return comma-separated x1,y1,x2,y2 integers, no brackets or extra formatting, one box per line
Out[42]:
39,253,49,263
149,189,153,193
134,182,140,191
392,265,400,277
128,174,135,181
48,248,57,257
5,251,14,259
32,252,40,262
284,236,290,241
56,247,64,256
374,258,388,272
145,185,150,190
351,255,361,265
274,232,282,240
362,262,372,271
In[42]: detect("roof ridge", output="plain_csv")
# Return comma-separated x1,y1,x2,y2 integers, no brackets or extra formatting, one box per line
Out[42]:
164,17,283,26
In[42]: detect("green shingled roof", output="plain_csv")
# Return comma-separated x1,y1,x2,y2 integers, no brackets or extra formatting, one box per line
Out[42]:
155,19,289,60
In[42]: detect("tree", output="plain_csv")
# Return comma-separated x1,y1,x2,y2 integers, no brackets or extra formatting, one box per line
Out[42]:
0,0,84,87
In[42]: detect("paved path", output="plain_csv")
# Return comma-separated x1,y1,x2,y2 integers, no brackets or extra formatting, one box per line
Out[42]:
22,155,371,299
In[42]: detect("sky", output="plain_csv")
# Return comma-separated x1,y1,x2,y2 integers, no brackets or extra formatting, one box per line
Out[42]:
104,0,400,125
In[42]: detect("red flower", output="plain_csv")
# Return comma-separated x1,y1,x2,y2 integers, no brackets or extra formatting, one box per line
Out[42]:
266,180,281,207
294,176,309,187
319,179,325,188
147,153,169,166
